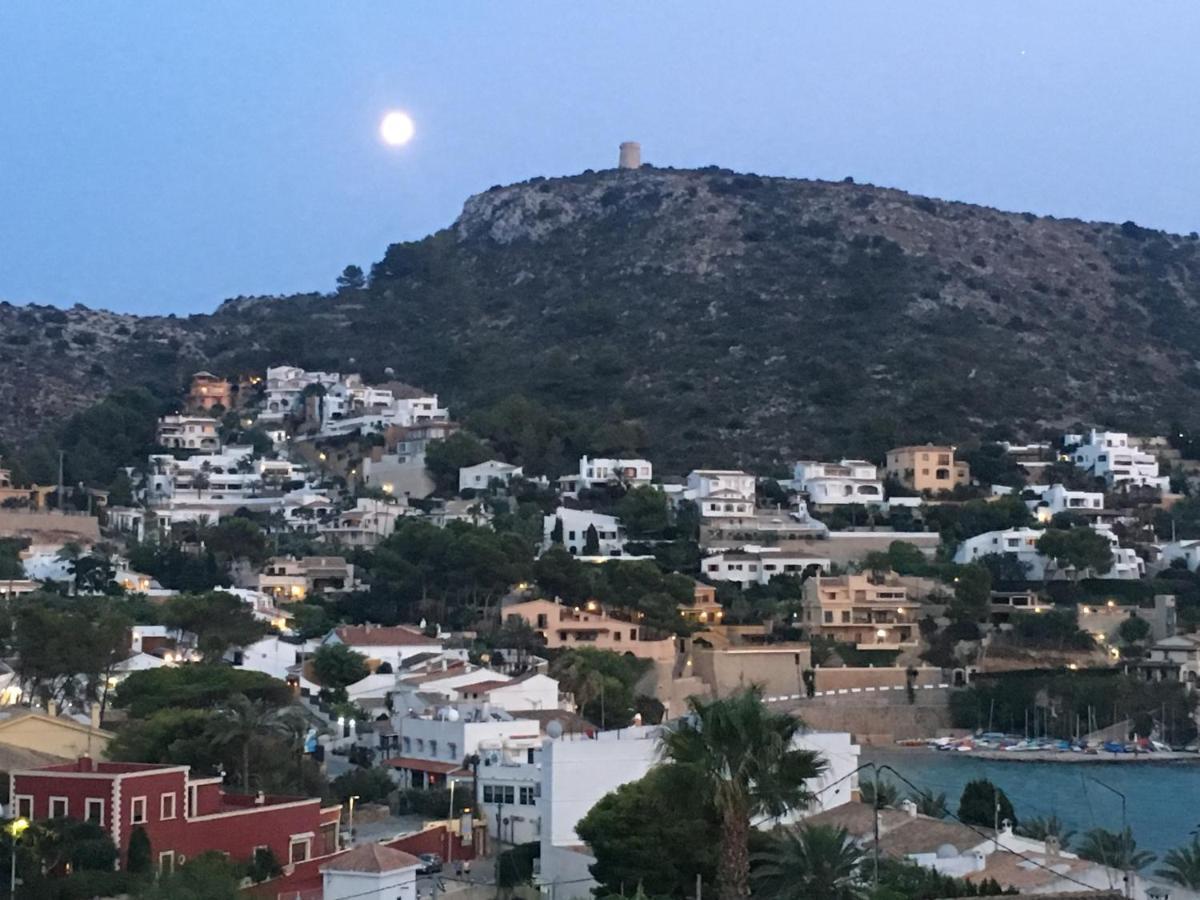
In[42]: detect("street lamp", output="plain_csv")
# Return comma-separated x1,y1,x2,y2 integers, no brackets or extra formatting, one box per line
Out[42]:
9,816,29,895
347,794,359,847
1087,776,1130,899
447,780,457,869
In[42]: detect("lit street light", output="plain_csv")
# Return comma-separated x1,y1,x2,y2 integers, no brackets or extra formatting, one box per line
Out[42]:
9,816,29,895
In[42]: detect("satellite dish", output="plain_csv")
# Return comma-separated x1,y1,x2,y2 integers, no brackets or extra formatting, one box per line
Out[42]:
384,367,395,376
546,720,564,739
443,707,460,722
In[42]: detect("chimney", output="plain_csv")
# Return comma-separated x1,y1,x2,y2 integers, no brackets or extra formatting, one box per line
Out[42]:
47,700,57,718
90,705,101,730
899,799,918,818
1045,835,1061,857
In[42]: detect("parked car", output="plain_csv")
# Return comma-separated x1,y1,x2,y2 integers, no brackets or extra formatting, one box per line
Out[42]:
418,853,443,875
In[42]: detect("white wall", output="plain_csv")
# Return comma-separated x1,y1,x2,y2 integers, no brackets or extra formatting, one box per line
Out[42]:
538,726,860,899
323,865,417,900
480,675,560,712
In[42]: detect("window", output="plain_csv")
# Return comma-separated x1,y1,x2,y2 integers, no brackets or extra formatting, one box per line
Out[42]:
14,796,31,820
289,837,310,864
429,740,438,757
402,737,412,753
130,796,147,824
158,851,175,874
485,785,516,804
823,611,833,624
840,611,851,623
448,742,457,760
527,748,536,764
49,797,68,819
613,631,621,642
85,799,104,825
160,793,177,820
519,786,536,805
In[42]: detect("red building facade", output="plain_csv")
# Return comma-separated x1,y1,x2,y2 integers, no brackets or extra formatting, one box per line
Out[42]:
11,758,341,874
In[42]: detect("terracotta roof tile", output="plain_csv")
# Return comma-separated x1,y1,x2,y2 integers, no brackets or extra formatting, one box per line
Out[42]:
321,842,422,874
335,625,439,647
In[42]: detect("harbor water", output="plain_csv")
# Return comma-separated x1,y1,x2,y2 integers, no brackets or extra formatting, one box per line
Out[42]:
861,746,1200,857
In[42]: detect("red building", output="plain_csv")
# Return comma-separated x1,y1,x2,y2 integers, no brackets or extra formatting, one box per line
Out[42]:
11,758,341,874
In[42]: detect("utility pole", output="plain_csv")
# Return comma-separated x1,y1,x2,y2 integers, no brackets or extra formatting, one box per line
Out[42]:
993,786,1001,852
1087,777,1130,899
695,873,702,900
57,451,64,511
872,768,880,892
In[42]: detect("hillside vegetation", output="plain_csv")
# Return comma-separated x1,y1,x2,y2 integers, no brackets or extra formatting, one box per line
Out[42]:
5,166,1200,474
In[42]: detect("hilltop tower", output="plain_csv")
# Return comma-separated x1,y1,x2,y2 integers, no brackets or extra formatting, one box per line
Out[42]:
618,141,641,169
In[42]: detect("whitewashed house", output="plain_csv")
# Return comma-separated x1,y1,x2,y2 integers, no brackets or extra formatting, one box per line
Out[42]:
1024,483,1104,522
322,624,443,670
543,507,626,557
318,498,408,548
793,460,884,506
260,365,341,421
954,525,1143,580
1160,540,1200,572
321,843,422,900
685,469,756,519
701,549,830,586
577,456,652,490
454,673,561,712
156,415,220,453
459,460,524,493
1068,429,1169,490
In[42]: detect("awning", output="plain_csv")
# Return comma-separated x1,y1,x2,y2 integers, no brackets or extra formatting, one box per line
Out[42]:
382,756,466,776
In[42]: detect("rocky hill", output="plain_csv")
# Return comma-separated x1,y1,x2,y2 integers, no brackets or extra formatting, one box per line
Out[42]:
5,166,1200,473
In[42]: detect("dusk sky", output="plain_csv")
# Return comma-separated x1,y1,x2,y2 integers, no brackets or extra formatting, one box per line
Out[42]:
1,2,1197,315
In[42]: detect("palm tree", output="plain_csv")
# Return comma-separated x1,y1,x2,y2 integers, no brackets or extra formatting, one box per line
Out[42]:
752,824,866,900
1076,827,1156,872
908,788,948,819
659,688,826,900
1016,814,1075,850
208,694,293,792
1157,835,1200,888
860,776,901,810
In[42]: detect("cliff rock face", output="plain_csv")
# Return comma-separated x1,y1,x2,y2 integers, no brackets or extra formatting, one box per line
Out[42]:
5,167,1200,469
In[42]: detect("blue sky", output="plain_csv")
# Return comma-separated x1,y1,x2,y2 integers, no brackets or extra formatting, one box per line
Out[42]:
1,2,1197,314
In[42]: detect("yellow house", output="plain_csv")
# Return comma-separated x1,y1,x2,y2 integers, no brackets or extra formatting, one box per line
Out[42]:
884,445,970,494
504,598,677,662
800,572,919,649
0,711,113,760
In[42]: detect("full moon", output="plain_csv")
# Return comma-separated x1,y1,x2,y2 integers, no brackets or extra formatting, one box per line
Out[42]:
380,110,415,146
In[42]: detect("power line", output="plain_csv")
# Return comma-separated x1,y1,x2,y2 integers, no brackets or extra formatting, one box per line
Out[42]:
874,764,1112,895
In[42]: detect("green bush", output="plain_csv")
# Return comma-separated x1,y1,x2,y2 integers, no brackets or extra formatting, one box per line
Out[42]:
395,787,472,818
332,767,396,805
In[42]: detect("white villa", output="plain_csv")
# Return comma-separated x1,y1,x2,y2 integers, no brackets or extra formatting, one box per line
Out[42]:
156,415,220,453
1066,429,1169,490
577,456,653,490
954,525,1144,580
793,459,884,506
701,549,829,586
459,460,524,493
1023,483,1104,522
543,507,626,557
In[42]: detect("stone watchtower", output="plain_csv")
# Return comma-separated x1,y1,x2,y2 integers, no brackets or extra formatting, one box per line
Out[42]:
618,141,641,169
